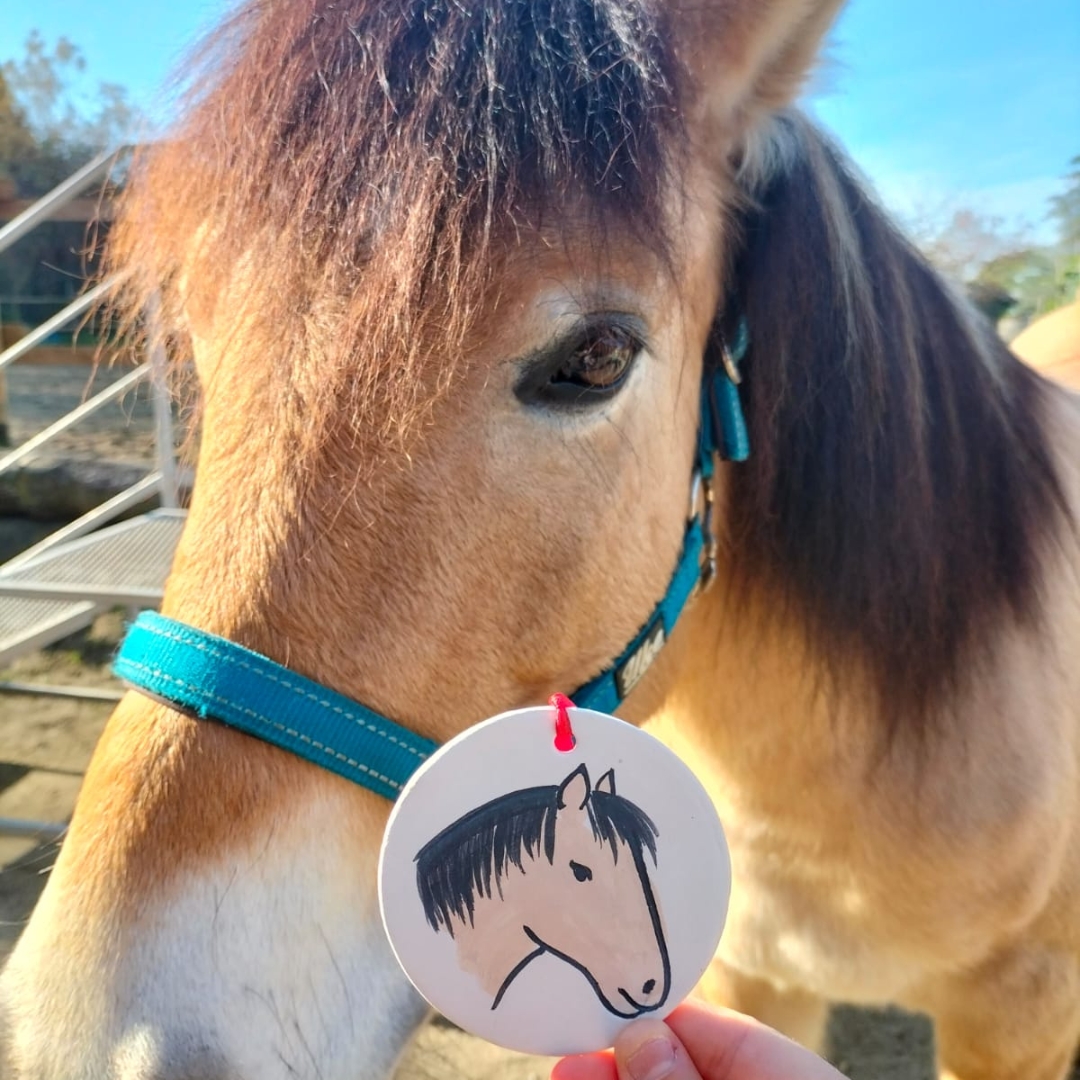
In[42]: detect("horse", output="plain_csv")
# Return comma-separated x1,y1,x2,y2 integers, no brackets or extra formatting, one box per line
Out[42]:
1012,295,1080,390
413,764,668,1017
3,0,1080,1077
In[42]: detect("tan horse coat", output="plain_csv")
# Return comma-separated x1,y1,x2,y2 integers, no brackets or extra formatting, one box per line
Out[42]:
1014,299,1080,390
2,2,1080,1079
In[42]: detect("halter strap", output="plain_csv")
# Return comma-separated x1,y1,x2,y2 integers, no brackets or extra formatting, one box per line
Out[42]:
114,612,437,800
114,323,749,799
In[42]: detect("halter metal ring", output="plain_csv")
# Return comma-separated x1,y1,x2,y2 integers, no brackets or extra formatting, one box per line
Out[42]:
720,340,743,386
688,470,704,523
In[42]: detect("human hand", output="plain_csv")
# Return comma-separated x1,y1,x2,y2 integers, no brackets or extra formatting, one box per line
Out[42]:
551,1000,848,1080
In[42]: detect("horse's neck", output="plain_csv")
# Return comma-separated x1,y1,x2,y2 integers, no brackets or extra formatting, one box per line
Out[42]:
650,386,1080,822
642,587,868,807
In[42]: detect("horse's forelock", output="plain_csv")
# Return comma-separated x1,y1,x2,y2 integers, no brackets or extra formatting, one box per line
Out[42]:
415,786,559,934
414,783,658,934
586,790,659,865
725,112,1070,737
106,0,685,454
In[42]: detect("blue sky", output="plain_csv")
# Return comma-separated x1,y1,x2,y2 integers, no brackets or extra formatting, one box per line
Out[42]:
2,0,1077,241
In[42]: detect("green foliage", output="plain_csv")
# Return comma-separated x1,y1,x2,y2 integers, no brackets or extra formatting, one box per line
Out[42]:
0,71,37,198
966,280,1016,323
1,31,137,196
914,155,1080,327
975,249,1080,323
1049,155,1080,251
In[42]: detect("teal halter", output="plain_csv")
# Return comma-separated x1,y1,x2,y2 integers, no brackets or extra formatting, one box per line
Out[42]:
114,325,750,800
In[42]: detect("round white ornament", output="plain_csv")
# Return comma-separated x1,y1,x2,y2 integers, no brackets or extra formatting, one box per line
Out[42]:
378,702,731,1056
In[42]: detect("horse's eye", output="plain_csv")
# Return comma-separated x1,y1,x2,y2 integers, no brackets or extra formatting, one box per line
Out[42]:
515,317,645,409
551,326,638,394
570,860,593,883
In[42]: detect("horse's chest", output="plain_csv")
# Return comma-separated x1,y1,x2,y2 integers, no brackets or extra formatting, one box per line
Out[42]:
709,783,976,1005
717,844,928,1003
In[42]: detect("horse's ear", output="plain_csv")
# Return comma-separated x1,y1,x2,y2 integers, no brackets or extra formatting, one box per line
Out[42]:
670,0,844,140
557,765,591,810
594,769,616,796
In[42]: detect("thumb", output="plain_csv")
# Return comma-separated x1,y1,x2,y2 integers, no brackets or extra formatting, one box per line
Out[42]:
612,1004,847,1080
613,1020,700,1080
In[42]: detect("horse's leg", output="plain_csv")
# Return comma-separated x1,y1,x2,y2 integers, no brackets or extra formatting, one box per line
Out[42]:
695,959,828,1052
912,940,1080,1080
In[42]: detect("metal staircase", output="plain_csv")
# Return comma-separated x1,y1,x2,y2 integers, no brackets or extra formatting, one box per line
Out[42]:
0,151,186,839
0,510,185,663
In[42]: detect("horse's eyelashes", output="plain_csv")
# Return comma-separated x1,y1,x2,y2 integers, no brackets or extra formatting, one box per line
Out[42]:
570,860,593,883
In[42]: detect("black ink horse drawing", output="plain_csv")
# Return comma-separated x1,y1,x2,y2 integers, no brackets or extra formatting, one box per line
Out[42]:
415,764,669,1017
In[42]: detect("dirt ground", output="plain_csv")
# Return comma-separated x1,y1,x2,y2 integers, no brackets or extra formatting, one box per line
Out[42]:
0,362,1064,1079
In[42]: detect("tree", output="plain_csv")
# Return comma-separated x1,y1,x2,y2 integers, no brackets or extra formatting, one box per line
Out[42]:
0,33,140,331
975,249,1079,323
908,187,1079,328
1,31,137,196
1049,155,1080,252
0,70,38,197
909,207,1031,285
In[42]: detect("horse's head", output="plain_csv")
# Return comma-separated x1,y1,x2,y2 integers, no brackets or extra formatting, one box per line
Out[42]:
1,0,850,1077
520,766,668,1018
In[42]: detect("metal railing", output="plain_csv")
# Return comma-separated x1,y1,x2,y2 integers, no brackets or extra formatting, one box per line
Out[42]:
0,144,180,546
0,279,117,372
0,148,183,842
0,818,67,841
0,471,165,571
0,147,126,254
0,363,149,474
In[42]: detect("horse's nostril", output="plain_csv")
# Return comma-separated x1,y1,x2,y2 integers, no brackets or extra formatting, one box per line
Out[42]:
642,979,656,995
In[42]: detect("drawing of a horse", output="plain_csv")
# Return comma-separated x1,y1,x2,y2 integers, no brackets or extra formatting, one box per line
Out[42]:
414,764,668,1017
2,0,1080,1078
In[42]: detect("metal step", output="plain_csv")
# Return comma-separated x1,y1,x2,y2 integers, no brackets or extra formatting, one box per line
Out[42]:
0,509,185,666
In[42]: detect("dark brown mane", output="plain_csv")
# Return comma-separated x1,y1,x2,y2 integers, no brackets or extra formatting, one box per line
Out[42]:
723,113,1070,732
108,0,682,450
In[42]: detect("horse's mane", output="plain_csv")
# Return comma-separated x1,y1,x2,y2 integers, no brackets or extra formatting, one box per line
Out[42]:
724,113,1071,735
106,0,682,452
415,785,658,936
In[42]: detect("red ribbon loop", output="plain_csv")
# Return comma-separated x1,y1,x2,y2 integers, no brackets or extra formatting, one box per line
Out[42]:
549,693,577,752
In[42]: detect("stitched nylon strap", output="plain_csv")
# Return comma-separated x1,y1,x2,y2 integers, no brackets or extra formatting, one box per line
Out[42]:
572,517,705,714
114,611,438,800
114,322,748,800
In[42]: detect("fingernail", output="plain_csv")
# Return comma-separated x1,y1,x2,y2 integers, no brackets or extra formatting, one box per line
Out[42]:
625,1037,677,1080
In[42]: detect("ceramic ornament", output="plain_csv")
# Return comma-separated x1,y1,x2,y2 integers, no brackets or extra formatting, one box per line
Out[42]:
378,698,732,1057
